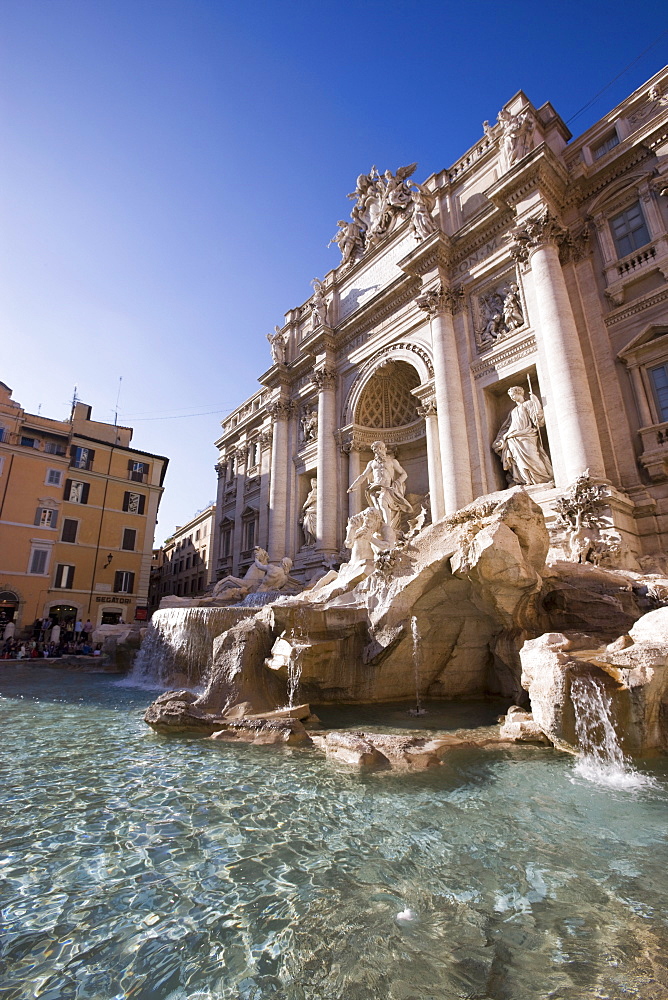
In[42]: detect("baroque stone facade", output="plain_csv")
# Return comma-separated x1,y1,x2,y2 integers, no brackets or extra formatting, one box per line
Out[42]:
214,69,668,582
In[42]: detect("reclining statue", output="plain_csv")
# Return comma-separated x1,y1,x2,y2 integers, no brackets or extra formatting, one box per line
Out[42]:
211,547,270,603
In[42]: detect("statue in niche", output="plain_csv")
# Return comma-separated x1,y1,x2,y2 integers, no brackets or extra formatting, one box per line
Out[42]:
300,478,317,547
493,387,554,486
267,326,288,365
347,440,413,547
300,407,318,444
410,182,438,240
498,108,533,166
311,278,328,328
502,283,524,331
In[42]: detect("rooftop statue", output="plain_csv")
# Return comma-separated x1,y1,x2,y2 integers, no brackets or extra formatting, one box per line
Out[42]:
311,278,328,328
332,163,438,265
267,326,288,365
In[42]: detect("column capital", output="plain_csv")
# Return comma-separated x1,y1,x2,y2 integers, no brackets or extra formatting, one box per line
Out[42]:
313,366,337,391
258,429,273,446
267,399,294,420
559,225,592,264
417,399,437,417
214,461,225,479
416,281,464,317
511,209,567,262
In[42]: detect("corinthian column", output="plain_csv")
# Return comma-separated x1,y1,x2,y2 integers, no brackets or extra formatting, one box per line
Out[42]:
416,285,473,515
417,400,445,521
344,439,363,518
267,399,292,560
513,211,605,484
313,367,339,553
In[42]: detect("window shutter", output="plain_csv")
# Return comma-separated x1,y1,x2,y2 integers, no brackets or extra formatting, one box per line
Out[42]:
114,570,122,592
122,492,129,512
66,565,75,588
138,495,145,515
64,479,72,499
128,459,135,471
127,572,135,594
51,511,58,528
87,449,95,469
70,445,77,460
81,483,90,504
62,519,78,543
34,508,43,526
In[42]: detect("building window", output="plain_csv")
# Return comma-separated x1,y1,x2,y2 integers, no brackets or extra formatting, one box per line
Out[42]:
185,556,191,570
114,571,135,594
593,131,619,160
54,564,75,589
45,441,67,456
20,436,38,448
61,518,79,543
71,446,95,470
122,492,146,515
195,530,200,542
610,202,650,259
0,426,6,443
28,547,50,575
46,469,63,486
65,480,89,504
242,515,256,552
122,528,137,551
35,507,58,528
128,460,149,483
649,365,668,423
198,575,205,590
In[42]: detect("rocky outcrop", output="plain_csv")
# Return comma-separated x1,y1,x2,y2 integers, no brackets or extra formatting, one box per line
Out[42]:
520,607,668,753
210,717,312,746
498,706,550,744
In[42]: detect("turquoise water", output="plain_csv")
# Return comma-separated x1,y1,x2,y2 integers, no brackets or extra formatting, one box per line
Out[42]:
1,667,667,1000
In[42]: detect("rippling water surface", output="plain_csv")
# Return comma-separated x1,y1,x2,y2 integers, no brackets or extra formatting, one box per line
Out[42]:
1,666,667,1000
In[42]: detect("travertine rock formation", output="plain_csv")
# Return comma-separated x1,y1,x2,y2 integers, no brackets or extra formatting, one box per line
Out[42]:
519,607,668,753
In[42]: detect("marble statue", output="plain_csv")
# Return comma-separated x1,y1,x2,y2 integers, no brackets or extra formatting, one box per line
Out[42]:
300,407,318,444
410,182,438,240
311,278,328,328
211,547,270,602
348,440,413,546
258,557,293,592
493,387,553,486
498,109,533,166
301,506,386,603
267,326,287,365
502,283,524,331
329,219,364,267
300,478,317,547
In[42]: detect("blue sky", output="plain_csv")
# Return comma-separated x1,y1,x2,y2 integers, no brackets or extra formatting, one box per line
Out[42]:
1,0,666,542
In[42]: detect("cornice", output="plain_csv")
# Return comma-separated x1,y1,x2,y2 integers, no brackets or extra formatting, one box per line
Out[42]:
334,274,421,351
604,286,668,328
485,143,569,213
398,230,453,277
568,144,652,208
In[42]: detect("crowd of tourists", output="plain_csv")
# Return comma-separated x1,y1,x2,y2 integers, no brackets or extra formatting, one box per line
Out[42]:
0,614,102,660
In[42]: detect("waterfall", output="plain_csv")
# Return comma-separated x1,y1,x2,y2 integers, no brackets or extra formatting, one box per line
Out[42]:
570,675,654,790
126,607,251,689
408,615,427,716
239,591,284,608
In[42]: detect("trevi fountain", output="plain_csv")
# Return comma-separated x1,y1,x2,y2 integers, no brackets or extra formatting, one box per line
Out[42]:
4,81,668,999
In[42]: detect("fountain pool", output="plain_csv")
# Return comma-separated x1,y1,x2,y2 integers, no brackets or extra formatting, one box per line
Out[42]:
1,666,667,1000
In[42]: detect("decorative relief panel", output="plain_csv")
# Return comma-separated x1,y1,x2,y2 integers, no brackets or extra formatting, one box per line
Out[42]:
471,270,526,352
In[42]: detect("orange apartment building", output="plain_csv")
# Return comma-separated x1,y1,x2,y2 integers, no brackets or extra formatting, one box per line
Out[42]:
0,382,168,631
